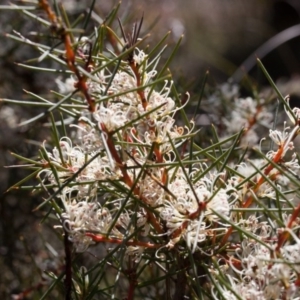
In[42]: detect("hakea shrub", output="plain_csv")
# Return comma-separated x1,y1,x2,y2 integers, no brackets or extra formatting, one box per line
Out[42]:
3,1,300,299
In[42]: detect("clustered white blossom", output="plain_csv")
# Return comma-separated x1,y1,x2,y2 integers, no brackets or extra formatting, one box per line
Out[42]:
8,2,300,298
212,236,300,299
39,45,300,298
42,48,238,255
223,97,273,147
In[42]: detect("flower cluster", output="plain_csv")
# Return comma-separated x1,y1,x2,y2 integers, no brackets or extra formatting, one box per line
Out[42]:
213,234,300,299
44,47,239,255
223,96,273,147
42,42,300,297
6,2,300,298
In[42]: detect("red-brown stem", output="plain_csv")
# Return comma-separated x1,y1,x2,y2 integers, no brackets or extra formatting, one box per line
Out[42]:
11,281,46,300
64,34,95,112
161,168,168,185
146,211,164,234
189,201,206,220
127,277,136,300
153,143,163,163
243,146,284,208
223,255,242,269
126,265,137,300
171,221,189,241
247,105,262,128
101,124,164,234
171,202,206,241
86,233,162,248
39,0,95,112
129,62,148,110
103,126,133,187
38,0,57,24
220,146,285,247
220,227,234,249
275,203,300,252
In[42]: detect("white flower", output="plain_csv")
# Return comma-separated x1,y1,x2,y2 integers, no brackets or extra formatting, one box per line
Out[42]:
269,127,290,147
125,245,144,263
282,243,300,272
55,76,76,94
133,48,147,66
223,97,273,148
72,120,104,153
40,137,121,197
160,200,189,234
93,103,128,132
61,200,116,252
284,96,300,125
269,124,298,158
220,81,239,100
205,188,230,221
240,128,259,148
139,176,165,207
283,152,300,172
184,218,207,251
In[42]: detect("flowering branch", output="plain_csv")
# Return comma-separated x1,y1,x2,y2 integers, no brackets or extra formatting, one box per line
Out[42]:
86,232,162,249
38,0,95,111
4,2,300,299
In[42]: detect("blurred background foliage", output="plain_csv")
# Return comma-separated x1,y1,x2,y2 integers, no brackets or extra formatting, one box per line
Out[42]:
1,0,300,298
